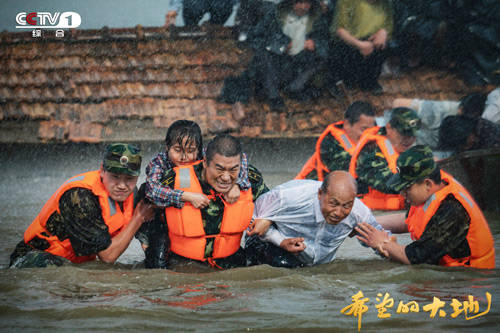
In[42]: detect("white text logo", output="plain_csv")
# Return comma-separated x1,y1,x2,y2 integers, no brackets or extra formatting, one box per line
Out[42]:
16,12,81,29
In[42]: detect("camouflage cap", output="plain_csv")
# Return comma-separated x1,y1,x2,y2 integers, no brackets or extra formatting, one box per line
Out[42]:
387,145,436,192
389,107,421,137
102,143,142,176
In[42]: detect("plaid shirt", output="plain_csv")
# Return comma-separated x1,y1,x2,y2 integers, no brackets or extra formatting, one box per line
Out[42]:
145,151,251,208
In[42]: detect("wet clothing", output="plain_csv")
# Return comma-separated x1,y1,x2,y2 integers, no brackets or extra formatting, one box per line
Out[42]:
405,172,495,268
245,234,304,268
142,163,268,269
9,245,70,268
145,151,250,208
349,127,406,210
10,171,133,268
318,126,355,173
165,162,254,262
296,121,356,180
248,179,387,266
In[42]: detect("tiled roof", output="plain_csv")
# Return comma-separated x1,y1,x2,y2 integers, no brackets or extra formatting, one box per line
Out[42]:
0,26,493,143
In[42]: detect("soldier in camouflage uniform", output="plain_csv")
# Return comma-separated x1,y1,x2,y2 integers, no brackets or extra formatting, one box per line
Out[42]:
9,143,154,268
355,145,495,269
349,107,421,210
296,101,376,180
141,135,269,269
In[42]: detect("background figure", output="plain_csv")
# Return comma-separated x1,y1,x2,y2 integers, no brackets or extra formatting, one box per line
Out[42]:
438,115,500,153
296,100,375,180
220,0,329,110
236,0,334,42
390,0,461,69
390,91,499,150
390,0,499,86
349,107,421,211
236,0,283,43
484,87,500,124
327,0,393,95
166,0,236,26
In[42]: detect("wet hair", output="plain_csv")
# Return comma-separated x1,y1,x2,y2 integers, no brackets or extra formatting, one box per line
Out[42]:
344,101,375,124
205,134,242,165
438,115,477,151
459,93,487,119
165,120,203,160
415,166,442,185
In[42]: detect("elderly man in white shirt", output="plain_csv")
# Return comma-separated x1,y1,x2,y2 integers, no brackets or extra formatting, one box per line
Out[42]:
245,171,388,267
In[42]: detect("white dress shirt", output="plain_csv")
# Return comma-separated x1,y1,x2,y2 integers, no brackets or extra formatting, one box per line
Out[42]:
253,179,386,265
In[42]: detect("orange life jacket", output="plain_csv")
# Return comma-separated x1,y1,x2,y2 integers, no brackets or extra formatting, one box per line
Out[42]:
405,171,495,269
349,127,405,210
24,170,135,263
296,121,357,181
165,163,254,262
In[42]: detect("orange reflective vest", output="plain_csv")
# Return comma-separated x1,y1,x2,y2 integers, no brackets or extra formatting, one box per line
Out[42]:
24,170,135,263
405,171,495,269
296,121,357,181
165,163,254,262
349,127,405,210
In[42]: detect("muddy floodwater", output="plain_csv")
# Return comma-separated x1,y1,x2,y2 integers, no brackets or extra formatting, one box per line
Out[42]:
1,140,499,332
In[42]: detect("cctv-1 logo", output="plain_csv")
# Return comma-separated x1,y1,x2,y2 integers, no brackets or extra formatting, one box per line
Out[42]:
16,12,81,29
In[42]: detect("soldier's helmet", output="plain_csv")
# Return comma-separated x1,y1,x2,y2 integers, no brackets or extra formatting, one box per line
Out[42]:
387,145,436,192
102,143,142,176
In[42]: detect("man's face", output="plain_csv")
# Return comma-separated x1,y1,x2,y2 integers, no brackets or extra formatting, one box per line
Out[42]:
293,1,311,16
101,169,138,202
318,185,355,225
386,123,415,153
344,114,375,143
203,153,241,194
167,138,199,167
401,180,430,206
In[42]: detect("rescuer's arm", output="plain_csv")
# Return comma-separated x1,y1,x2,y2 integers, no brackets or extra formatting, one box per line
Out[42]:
98,200,155,263
375,212,408,234
355,222,410,264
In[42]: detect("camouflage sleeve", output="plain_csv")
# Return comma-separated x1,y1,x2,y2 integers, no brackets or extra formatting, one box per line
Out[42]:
248,164,269,201
355,142,400,194
319,133,352,172
58,188,112,257
405,195,471,265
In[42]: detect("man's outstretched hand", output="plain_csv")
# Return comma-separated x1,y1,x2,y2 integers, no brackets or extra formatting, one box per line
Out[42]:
280,237,306,253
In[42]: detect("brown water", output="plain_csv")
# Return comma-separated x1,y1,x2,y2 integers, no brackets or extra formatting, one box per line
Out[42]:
1,141,499,332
